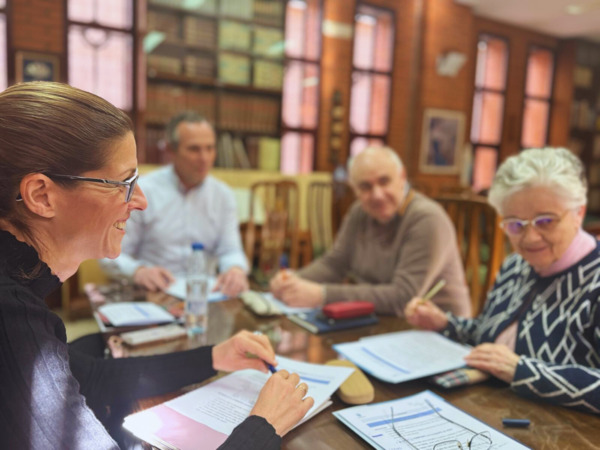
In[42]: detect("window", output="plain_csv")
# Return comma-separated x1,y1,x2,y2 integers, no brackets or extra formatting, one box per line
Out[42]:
348,5,394,157
0,0,6,91
280,0,322,174
67,0,135,111
470,34,508,193
521,46,554,149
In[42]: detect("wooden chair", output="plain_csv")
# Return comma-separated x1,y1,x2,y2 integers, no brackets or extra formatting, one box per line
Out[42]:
244,180,301,274
435,194,507,315
307,182,334,259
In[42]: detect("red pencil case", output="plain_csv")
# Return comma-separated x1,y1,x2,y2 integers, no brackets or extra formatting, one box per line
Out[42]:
322,301,375,320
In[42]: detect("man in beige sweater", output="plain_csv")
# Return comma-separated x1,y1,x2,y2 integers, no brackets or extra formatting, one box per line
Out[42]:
270,146,471,317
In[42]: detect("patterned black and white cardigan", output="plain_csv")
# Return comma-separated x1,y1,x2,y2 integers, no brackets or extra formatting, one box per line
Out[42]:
442,244,600,414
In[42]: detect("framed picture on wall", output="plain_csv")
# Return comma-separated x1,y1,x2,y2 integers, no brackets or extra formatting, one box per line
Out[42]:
419,108,465,174
15,51,60,82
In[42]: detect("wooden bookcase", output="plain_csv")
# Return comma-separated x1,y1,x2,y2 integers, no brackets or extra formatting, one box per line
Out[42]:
568,41,600,214
144,0,285,166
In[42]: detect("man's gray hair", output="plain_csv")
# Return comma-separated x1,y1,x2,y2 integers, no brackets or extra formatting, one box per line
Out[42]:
347,146,404,182
165,111,213,149
488,147,587,214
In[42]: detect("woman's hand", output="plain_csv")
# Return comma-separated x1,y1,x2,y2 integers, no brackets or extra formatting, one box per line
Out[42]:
250,370,315,437
464,343,520,383
212,330,276,373
404,297,448,331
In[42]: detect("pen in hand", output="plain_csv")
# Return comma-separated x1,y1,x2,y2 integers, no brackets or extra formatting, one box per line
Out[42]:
265,362,277,374
419,279,447,304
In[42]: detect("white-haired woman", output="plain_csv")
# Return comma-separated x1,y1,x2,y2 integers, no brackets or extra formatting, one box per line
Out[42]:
405,147,600,414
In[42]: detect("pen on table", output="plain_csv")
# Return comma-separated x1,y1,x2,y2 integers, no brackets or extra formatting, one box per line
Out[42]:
419,279,447,304
502,418,530,428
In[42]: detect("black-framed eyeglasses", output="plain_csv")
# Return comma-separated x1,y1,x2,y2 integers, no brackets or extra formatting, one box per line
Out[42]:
499,210,570,236
16,169,139,203
390,400,492,450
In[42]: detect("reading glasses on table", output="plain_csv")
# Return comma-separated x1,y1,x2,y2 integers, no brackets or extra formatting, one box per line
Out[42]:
390,400,492,450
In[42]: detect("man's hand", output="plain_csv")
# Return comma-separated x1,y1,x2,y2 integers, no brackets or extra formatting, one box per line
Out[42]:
133,266,175,292
464,343,520,383
271,274,325,308
214,266,248,297
404,297,448,330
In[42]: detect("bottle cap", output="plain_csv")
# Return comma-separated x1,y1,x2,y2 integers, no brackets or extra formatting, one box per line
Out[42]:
191,242,204,250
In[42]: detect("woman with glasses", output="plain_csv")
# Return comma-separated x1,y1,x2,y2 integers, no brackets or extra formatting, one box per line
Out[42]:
406,147,600,414
0,82,313,448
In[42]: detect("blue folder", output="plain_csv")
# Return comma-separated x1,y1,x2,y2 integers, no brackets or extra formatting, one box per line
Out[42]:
288,310,378,334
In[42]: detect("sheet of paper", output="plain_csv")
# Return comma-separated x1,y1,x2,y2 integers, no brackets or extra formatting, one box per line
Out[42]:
98,302,175,326
333,330,471,383
165,355,354,434
258,291,316,315
165,276,227,302
334,390,530,450
123,355,354,449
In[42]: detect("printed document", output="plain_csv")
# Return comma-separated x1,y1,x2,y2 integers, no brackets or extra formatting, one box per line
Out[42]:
334,390,529,449
98,302,175,326
123,356,354,450
165,276,227,302
333,330,471,383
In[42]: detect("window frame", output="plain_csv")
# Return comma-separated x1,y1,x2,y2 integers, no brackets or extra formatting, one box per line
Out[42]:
64,0,139,116
520,44,556,149
280,0,323,173
348,2,396,155
0,0,10,89
469,32,510,191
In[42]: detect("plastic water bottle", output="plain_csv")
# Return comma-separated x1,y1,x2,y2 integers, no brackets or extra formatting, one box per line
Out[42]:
185,242,209,336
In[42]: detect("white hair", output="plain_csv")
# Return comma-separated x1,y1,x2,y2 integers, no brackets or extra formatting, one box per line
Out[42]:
347,146,404,183
488,147,587,214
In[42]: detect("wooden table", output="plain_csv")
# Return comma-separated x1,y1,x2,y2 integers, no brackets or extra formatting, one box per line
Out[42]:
105,296,599,449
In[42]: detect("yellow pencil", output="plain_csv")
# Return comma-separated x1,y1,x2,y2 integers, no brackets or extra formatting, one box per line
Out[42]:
419,279,447,304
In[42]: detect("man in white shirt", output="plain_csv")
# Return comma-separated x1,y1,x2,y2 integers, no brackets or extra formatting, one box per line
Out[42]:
101,112,249,297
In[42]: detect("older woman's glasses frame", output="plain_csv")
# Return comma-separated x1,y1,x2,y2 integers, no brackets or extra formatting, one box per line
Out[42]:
499,210,571,236
390,400,492,450
16,169,139,203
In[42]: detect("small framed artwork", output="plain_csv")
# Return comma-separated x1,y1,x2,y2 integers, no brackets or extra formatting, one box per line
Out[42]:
15,51,60,82
419,108,465,174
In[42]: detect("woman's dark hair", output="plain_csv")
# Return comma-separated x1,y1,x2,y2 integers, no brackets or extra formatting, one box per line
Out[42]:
0,81,133,232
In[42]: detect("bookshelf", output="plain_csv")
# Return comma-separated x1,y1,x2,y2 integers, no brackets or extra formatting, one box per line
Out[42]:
145,0,286,167
568,41,600,214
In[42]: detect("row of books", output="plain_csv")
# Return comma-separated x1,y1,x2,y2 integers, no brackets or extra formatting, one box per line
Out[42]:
219,53,283,88
220,93,280,133
149,0,284,25
215,134,281,171
146,85,216,125
570,99,599,131
146,85,280,133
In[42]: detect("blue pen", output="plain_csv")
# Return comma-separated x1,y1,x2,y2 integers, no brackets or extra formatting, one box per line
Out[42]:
265,362,277,374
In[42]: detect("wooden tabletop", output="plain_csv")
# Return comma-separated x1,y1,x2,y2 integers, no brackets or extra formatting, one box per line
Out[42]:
105,296,599,450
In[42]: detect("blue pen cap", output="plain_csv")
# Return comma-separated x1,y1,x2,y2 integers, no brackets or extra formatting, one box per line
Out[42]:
191,242,204,251
279,254,289,269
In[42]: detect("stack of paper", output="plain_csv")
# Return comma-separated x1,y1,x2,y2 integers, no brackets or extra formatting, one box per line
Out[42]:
334,390,529,449
123,356,354,450
333,330,472,383
98,302,175,327
165,276,227,303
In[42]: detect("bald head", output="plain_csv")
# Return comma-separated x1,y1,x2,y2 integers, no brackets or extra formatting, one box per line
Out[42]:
348,146,404,185
348,146,407,224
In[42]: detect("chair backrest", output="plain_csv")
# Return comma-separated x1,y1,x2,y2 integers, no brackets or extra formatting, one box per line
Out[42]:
307,181,334,258
435,194,506,315
245,180,300,272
